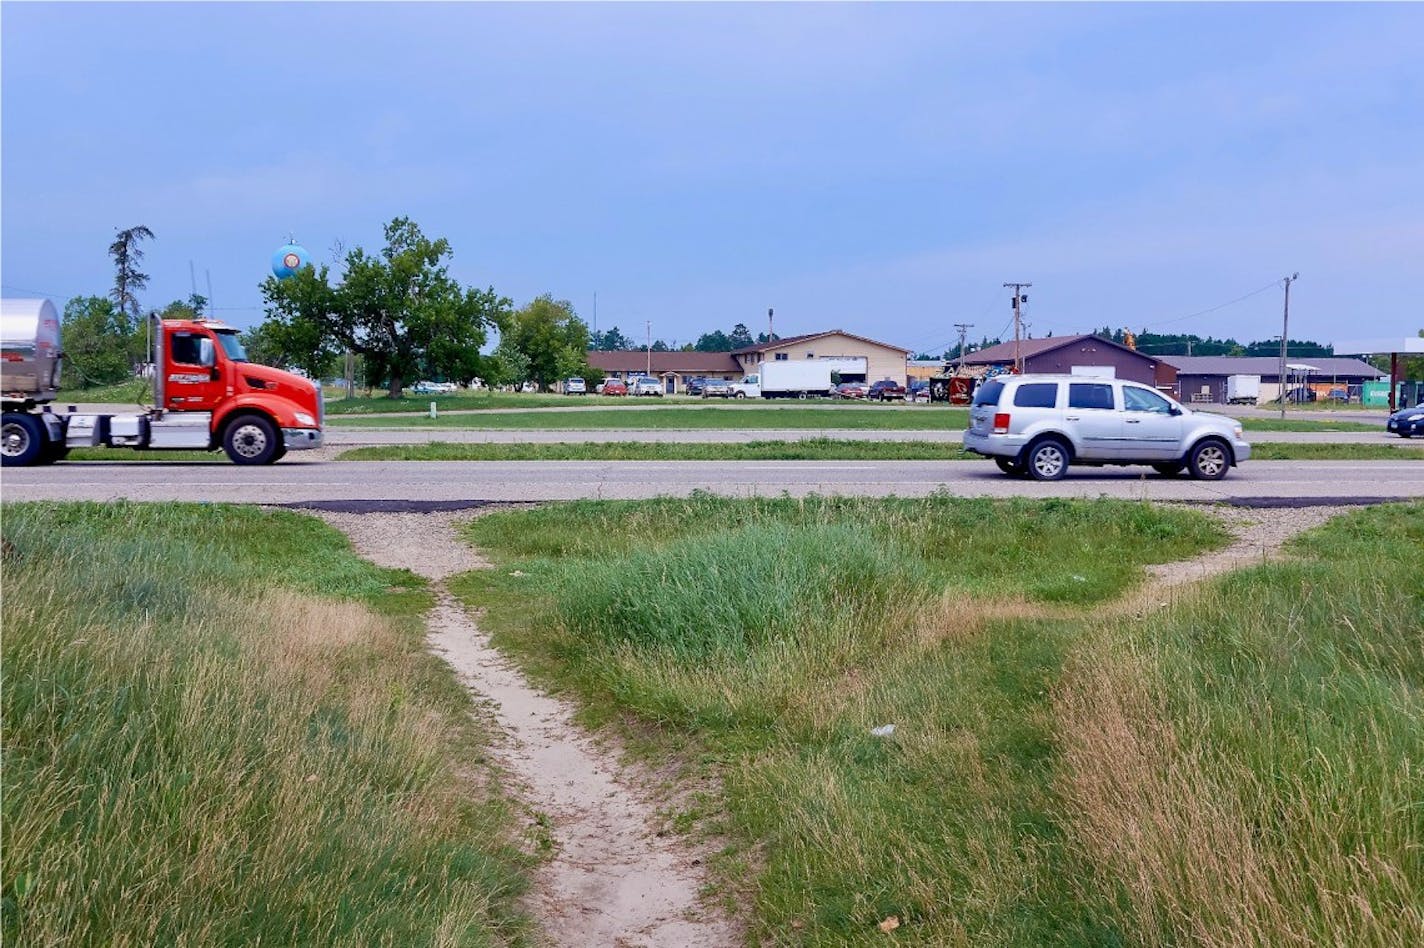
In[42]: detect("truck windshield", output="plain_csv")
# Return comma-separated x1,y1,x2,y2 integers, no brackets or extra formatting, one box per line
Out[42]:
214,330,248,362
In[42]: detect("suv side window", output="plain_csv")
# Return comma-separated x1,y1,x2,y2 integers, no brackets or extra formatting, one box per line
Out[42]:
1123,386,1172,413
1012,382,1059,408
1068,383,1114,410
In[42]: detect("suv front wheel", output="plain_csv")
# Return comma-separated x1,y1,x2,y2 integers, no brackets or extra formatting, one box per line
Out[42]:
1025,438,1070,481
1187,438,1231,480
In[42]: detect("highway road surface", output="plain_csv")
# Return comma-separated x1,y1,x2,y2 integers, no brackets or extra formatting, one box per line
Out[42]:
321,427,1393,446
4,459,1421,506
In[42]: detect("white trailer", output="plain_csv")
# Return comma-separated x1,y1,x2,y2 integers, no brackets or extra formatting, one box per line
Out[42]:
731,359,863,399
1226,374,1260,405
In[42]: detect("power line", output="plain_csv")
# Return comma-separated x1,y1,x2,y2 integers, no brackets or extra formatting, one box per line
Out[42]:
1148,279,1283,329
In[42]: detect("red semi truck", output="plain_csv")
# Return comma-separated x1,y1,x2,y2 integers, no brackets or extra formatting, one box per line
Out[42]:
1,298,323,466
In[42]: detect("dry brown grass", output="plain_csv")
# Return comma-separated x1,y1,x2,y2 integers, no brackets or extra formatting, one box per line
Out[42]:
1055,625,1424,948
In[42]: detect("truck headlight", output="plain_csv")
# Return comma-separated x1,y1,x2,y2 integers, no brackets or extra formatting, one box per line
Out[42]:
293,411,316,427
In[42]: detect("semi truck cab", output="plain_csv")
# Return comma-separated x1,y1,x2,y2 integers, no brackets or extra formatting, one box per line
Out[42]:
1,299,323,466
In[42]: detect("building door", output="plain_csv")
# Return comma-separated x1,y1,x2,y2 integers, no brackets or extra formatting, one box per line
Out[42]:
665,376,676,394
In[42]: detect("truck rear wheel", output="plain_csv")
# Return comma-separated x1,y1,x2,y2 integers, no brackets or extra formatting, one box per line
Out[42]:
1,412,46,467
222,414,280,465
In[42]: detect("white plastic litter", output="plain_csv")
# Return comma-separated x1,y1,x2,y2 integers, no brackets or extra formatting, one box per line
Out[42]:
870,724,896,737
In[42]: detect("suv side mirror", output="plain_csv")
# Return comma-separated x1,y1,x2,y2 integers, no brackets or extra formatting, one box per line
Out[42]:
1169,405,1183,416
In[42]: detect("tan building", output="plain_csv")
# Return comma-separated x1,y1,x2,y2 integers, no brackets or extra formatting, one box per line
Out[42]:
586,350,741,394
731,330,910,385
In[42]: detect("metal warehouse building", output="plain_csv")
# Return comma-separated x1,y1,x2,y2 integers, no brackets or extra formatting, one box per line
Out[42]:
1161,355,1385,405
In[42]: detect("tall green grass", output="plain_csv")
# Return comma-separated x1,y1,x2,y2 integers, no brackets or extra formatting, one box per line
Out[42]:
455,496,1226,943
1055,503,1424,945
2,503,530,946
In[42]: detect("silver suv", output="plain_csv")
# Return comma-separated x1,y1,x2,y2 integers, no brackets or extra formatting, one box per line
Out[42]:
963,374,1251,480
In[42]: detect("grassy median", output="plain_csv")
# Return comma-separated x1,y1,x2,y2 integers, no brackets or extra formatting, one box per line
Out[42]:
1,503,531,946
331,406,969,430
455,496,1422,944
338,439,1423,462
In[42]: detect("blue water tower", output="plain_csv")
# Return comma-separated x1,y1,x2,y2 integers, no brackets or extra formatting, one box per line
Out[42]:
271,241,311,279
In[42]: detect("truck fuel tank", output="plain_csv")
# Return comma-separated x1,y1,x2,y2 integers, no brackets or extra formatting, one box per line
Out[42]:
1,298,63,402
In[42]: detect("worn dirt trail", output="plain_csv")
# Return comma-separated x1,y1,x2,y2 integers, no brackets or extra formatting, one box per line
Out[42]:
315,510,737,948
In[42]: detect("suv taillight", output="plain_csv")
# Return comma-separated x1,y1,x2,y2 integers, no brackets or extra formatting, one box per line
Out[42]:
993,412,1011,434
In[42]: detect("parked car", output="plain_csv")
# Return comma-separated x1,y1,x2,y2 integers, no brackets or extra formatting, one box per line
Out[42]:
907,381,931,403
868,379,907,401
564,377,587,395
630,377,663,397
701,378,732,398
963,374,1251,481
832,381,868,399
1386,400,1424,438
410,380,458,395
601,379,628,396
684,376,708,395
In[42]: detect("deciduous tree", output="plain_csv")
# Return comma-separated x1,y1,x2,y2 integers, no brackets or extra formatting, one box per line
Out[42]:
498,295,591,388
259,217,507,397
61,296,139,387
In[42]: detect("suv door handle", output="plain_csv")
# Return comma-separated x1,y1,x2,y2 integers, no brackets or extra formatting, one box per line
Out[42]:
1065,415,1080,421
1125,419,1142,424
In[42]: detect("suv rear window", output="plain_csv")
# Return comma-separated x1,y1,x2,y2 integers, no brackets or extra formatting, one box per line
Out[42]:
1068,383,1114,410
1012,382,1059,408
972,380,1005,407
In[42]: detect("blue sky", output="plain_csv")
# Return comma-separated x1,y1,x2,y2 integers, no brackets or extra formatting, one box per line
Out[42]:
3,2,1421,354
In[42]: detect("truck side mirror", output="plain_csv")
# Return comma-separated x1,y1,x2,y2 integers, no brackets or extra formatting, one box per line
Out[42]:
198,337,216,367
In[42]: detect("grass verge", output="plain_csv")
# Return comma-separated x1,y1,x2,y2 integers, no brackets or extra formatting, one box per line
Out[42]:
331,406,969,430
451,495,1226,944
1239,417,1377,432
337,439,1423,463
455,496,1422,944
1,502,531,946
1054,503,1424,944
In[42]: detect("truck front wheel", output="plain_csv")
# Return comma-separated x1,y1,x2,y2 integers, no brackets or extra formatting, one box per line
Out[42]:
222,414,280,465
1,412,46,467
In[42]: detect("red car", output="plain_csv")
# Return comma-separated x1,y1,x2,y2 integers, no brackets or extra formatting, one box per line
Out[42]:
601,379,628,396
868,380,907,401
833,382,868,399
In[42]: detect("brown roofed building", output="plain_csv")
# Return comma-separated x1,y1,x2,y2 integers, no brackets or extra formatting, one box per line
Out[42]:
586,350,741,394
961,333,1169,389
731,329,910,385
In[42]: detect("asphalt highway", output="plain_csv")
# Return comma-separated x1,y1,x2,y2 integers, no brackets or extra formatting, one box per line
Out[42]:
5,459,1421,505
322,427,1392,446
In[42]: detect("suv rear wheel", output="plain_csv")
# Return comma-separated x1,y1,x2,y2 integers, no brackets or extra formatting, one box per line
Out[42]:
1187,438,1231,480
1026,438,1070,481
994,456,1025,477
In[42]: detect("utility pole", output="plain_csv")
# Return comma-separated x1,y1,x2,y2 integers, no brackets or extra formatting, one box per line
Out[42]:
1277,273,1299,419
953,322,974,369
1003,283,1031,373
646,319,652,376
768,307,774,341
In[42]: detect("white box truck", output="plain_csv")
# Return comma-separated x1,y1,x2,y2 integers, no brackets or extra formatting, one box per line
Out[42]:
1226,374,1260,405
731,359,864,399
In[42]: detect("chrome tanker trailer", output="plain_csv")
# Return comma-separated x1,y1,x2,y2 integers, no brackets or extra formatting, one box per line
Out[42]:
1,297,323,467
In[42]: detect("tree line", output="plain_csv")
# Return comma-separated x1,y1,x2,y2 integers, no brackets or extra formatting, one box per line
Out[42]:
58,217,598,398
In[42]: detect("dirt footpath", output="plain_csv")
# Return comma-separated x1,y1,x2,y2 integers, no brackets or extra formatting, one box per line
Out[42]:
316,510,737,948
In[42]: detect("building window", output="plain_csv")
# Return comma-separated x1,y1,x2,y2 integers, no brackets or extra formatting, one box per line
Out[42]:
775,353,789,361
